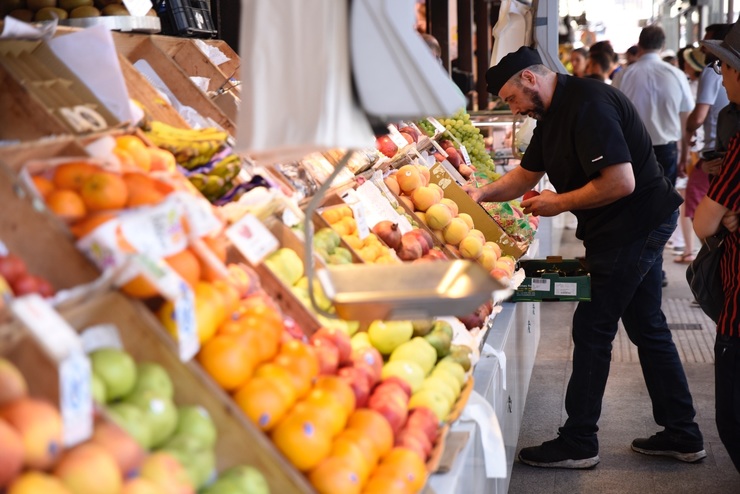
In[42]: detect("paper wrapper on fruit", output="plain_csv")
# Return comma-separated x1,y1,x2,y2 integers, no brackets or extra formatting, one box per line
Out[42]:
481,201,536,245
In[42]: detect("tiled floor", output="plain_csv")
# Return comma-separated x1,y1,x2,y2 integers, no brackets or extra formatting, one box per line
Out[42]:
508,227,738,494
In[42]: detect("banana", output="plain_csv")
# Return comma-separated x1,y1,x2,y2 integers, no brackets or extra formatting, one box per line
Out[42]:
147,121,228,143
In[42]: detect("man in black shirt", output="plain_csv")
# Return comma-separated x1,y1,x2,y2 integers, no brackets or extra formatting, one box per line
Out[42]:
466,46,705,469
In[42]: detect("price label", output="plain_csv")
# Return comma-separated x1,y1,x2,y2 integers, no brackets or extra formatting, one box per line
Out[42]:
81,324,123,353
387,125,410,149
122,0,152,16
554,282,578,297
341,190,370,240
132,255,199,361
174,192,223,238
118,196,188,259
531,278,551,292
59,352,93,447
226,214,279,265
76,218,129,272
459,145,472,166
428,117,447,133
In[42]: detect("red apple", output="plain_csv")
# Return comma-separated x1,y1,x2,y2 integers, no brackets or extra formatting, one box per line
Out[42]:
426,249,447,261
522,190,540,201
445,147,461,167
378,376,412,399
312,338,340,375
439,139,454,149
400,132,415,144
11,274,42,296
376,135,398,158
369,398,408,435
407,229,434,252
311,327,353,365
407,407,440,443
353,362,381,388
0,254,27,284
351,346,383,383
399,126,420,141
397,426,433,459
433,152,446,162
338,366,371,408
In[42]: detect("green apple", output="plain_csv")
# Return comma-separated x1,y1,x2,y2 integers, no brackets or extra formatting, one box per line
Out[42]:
368,320,413,355
174,405,217,449
264,248,304,286
124,390,178,447
106,402,153,449
381,360,425,393
424,329,452,359
90,348,137,401
409,388,452,422
434,359,467,387
160,435,215,489
294,276,332,312
389,338,436,375
351,332,372,351
211,465,269,494
91,372,107,404
131,362,174,399
419,376,455,407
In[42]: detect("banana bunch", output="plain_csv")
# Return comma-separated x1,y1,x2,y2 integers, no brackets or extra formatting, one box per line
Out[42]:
143,121,229,170
187,153,242,202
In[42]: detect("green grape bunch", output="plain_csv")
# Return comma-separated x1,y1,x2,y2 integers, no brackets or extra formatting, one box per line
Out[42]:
437,108,497,180
416,119,436,138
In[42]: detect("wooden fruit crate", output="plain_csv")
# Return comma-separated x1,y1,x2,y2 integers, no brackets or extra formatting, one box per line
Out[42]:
200,39,240,85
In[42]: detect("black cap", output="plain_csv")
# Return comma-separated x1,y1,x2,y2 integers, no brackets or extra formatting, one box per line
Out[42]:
486,46,543,96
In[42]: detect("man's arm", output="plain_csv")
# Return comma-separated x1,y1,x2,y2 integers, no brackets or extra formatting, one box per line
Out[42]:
693,196,736,240
463,165,544,203
686,103,710,135
521,162,635,217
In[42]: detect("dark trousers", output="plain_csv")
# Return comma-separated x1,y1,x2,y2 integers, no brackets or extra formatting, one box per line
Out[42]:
715,334,740,472
559,210,702,452
653,142,678,185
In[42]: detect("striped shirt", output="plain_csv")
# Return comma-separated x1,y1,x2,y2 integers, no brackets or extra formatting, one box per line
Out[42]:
707,133,740,337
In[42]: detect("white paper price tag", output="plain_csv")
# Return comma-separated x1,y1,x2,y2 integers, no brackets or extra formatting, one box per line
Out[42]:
59,352,93,447
174,192,223,238
531,278,551,292
10,294,82,361
387,125,409,149
133,255,199,361
81,324,123,353
341,190,370,240
118,196,188,259
76,218,129,272
122,0,152,16
226,214,279,265
428,117,447,133
554,282,578,297
459,145,472,166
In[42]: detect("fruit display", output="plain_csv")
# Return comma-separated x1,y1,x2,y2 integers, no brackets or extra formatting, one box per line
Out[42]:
318,205,398,264
141,121,243,203
0,251,54,298
310,227,354,265
1,0,158,22
384,163,517,283
436,108,498,181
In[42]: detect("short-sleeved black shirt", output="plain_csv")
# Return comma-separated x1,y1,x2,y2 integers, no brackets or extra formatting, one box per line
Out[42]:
521,74,682,253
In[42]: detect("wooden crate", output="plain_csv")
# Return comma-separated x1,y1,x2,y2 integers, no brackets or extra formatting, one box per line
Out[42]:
110,33,236,136
149,36,232,94
201,39,240,84
0,135,86,174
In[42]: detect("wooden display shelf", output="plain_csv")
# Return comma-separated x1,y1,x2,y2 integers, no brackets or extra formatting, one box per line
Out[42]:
201,39,240,85
110,33,236,136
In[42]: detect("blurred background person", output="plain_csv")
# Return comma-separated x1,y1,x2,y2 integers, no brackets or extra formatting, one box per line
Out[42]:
570,47,588,78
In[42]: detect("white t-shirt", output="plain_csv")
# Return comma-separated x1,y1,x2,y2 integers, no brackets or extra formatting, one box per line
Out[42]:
615,52,695,145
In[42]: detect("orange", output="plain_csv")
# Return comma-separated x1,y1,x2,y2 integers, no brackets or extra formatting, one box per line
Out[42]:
314,375,356,416
197,334,256,391
212,279,240,316
308,456,363,494
330,436,372,484
31,175,54,199
46,189,87,223
147,147,177,172
233,375,295,431
226,263,255,297
239,327,280,364
375,447,427,492
334,428,379,469
80,171,128,211
165,248,201,288
362,472,412,494
121,274,159,299
52,162,98,191
303,387,348,436
273,340,319,398
70,212,117,239
121,172,174,196
271,405,332,472
193,281,228,342
253,363,298,403
116,135,151,172
113,148,136,169
346,408,394,459
197,235,228,282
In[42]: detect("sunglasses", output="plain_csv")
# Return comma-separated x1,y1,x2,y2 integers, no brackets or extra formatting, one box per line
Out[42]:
712,59,722,75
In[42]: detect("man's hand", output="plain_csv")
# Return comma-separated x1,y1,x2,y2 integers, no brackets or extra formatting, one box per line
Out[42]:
722,211,739,232
703,157,723,175
463,184,485,203
520,189,562,217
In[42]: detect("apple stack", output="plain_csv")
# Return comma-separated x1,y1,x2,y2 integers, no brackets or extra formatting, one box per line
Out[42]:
0,252,55,299
432,139,475,179
374,125,423,160
384,164,518,283
319,204,398,264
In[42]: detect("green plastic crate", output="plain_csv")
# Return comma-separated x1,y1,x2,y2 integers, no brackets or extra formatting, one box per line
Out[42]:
511,257,591,302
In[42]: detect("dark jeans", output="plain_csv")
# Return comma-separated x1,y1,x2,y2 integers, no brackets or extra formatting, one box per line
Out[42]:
715,334,740,472
560,210,702,452
653,142,678,185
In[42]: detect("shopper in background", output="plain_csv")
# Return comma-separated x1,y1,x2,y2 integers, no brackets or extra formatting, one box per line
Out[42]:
466,46,705,469
585,49,613,82
587,41,621,83
625,45,639,65
569,47,588,78
694,20,740,473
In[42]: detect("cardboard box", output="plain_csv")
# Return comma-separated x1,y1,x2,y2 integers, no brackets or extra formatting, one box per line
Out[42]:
428,163,527,259
0,40,119,140
511,257,591,302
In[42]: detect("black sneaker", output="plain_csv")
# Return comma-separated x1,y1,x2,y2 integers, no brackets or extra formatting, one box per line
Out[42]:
518,436,600,469
662,272,669,287
631,432,707,462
